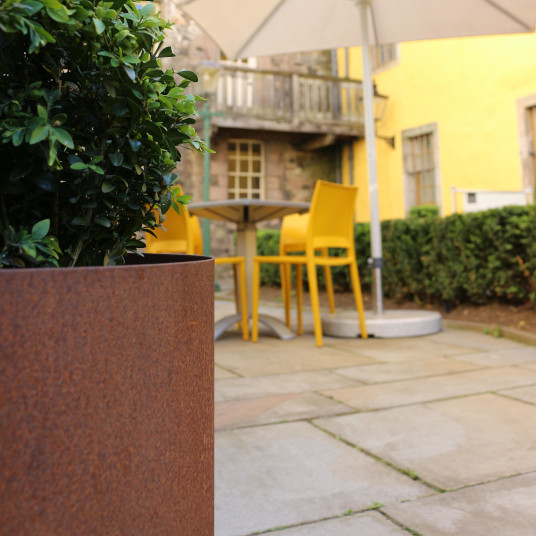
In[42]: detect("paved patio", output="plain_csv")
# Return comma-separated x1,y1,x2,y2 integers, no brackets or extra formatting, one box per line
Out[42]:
214,298,536,536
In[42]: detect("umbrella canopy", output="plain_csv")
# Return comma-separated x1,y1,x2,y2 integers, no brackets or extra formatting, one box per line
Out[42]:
182,0,536,58
182,0,536,314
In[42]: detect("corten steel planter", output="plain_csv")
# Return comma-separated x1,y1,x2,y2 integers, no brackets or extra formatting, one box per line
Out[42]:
0,253,214,536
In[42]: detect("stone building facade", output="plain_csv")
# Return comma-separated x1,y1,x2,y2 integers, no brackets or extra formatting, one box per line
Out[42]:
154,2,364,276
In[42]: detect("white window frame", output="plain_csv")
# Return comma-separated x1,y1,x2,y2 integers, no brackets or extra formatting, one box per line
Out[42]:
227,139,265,200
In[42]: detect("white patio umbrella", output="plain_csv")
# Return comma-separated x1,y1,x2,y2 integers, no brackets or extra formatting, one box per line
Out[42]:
181,0,536,315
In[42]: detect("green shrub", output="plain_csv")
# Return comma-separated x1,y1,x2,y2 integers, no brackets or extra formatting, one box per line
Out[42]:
257,205,536,306
256,229,281,285
408,205,439,219
0,0,205,267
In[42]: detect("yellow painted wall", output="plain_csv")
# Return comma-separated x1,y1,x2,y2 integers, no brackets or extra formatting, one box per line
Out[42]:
339,33,536,221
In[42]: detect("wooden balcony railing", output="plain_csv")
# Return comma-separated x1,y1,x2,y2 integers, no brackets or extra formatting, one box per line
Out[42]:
208,66,386,137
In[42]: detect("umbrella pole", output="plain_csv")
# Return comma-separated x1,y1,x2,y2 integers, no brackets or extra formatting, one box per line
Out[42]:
358,0,384,315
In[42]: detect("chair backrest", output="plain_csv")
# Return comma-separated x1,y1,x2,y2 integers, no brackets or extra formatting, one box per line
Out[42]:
279,212,309,254
306,180,358,252
145,199,203,255
190,215,203,255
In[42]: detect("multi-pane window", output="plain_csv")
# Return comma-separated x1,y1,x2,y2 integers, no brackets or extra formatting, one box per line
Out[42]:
227,140,264,199
370,44,398,70
516,96,536,198
403,126,438,212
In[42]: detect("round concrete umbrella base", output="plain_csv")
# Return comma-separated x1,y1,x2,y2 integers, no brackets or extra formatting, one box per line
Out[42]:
322,309,442,339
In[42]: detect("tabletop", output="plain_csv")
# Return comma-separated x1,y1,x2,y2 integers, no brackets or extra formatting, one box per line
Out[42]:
188,199,310,224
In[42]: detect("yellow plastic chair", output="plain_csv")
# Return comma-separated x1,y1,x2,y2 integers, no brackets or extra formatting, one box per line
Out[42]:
146,204,249,341
279,212,335,335
252,180,367,348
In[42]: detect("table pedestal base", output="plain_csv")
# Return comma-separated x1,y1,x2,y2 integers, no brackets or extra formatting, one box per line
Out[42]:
215,314,296,341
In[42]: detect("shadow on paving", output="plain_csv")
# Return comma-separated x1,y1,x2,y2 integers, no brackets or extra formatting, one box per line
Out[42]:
214,298,536,536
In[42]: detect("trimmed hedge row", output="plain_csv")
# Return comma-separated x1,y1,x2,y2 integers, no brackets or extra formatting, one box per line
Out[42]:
257,205,536,306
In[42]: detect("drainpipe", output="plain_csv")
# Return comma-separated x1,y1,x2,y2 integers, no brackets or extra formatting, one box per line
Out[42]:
331,49,342,184
345,47,355,186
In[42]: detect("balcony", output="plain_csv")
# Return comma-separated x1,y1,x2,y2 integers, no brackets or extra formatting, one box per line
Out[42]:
208,65,387,142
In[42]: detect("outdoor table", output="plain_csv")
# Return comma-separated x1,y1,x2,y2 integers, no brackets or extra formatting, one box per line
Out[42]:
189,199,310,340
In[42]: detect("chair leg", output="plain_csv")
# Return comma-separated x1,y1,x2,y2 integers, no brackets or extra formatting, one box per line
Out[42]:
296,264,303,335
232,263,241,331
348,257,368,339
251,258,261,342
307,260,323,348
281,263,292,329
322,248,335,314
237,259,249,341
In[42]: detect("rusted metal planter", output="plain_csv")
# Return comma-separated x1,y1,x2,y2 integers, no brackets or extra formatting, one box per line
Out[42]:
0,254,214,536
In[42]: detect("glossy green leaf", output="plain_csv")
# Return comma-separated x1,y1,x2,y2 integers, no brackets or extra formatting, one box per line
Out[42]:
12,129,24,146
123,65,135,81
93,17,105,34
70,162,87,170
39,0,64,8
138,2,155,16
31,219,50,240
22,242,37,258
95,215,111,227
71,216,90,226
128,139,142,152
102,180,115,193
125,239,145,248
123,54,140,64
27,116,46,128
51,127,74,148
29,125,49,144
158,46,174,58
108,153,123,166
178,70,198,82
89,165,105,175
46,5,69,22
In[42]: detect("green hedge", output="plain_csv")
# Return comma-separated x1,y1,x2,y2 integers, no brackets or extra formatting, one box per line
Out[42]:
257,205,536,306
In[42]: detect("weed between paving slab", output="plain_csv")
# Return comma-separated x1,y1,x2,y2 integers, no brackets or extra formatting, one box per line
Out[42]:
309,421,445,494
250,505,417,536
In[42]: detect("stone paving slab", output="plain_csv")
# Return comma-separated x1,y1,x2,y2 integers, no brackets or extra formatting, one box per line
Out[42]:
215,392,354,430
321,365,536,411
383,472,536,536
498,384,536,405
215,370,361,402
215,422,429,536
426,328,525,351
450,345,536,367
215,336,377,377
315,393,536,490
329,336,477,363
333,356,478,384
275,511,409,535
215,366,240,379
